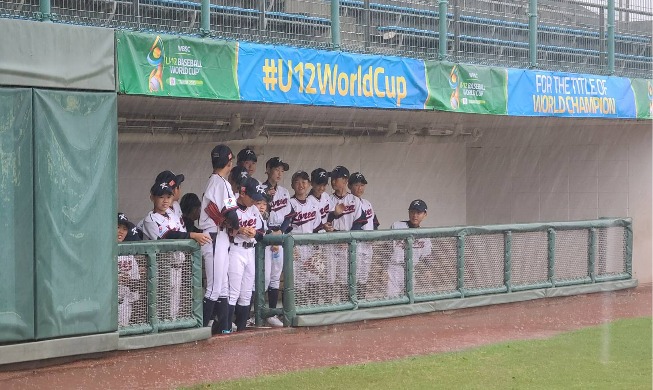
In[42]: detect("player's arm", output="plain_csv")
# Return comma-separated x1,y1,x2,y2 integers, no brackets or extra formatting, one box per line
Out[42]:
278,205,296,234
351,198,367,230
142,215,164,240
373,214,380,230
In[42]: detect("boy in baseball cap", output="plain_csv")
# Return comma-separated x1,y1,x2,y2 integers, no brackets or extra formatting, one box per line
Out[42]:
308,168,333,232
155,170,185,217
387,199,432,297
237,147,258,176
117,212,142,327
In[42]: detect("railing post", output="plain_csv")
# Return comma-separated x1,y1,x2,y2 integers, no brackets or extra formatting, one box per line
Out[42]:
548,228,555,287
39,0,52,22
363,0,370,51
201,0,210,36
191,247,204,327
147,250,159,333
453,0,460,60
349,240,358,306
282,236,296,326
625,222,633,276
405,237,415,304
504,231,512,293
607,0,615,75
255,243,266,327
588,228,596,283
258,0,267,34
331,0,341,50
457,233,465,297
528,0,537,68
438,0,448,60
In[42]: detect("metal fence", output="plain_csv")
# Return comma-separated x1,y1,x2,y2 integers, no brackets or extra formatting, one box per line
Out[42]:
255,218,632,326
0,0,650,77
117,240,202,336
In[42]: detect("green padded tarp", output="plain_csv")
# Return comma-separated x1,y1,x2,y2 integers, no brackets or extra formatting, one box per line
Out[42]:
0,88,34,343
33,89,117,340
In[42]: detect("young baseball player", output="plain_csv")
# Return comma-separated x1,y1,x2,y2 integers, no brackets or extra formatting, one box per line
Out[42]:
289,171,323,304
155,170,185,217
308,168,334,232
237,147,258,176
387,200,432,297
142,176,212,320
348,172,380,299
229,165,250,195
180,192,202,233
198,144,241,334
117,213,141,327
326,166,368,302
263,157,293,327
227,176,267,332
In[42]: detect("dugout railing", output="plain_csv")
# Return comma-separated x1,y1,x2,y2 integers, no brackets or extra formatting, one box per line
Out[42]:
255,217,634,327
117,240,203,337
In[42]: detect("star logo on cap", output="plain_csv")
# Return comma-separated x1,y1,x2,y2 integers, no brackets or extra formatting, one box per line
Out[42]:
414,201,420,206
131,227,138,235
240,171,248,178
160,183,168,189
256,184,267,194
246,150,254,155
119,214,127,220
319,172,326,177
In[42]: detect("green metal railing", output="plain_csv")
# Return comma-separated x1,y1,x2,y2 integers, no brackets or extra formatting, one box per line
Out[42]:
255,218,632,327
117,240,203,336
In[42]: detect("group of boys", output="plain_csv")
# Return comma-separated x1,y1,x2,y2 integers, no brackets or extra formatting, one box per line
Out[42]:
117,143,430,333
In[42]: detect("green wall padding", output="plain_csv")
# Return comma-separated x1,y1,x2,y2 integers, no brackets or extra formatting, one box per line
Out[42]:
33,89,117,340
0,88,34,343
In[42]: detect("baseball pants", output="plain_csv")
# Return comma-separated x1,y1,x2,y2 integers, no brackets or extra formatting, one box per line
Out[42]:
228,245,255,307
202,230,230,300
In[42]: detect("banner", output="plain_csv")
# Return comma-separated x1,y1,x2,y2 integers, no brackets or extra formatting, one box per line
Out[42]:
116,31,239,101
237,43,428,109
630,78,653,120
424,62,508,114
507,70,637,118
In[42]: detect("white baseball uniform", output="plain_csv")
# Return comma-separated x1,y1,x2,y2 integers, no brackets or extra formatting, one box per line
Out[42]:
228,204,263,307
308,191,332,229
357,198,377,285
328,193,367,284
117,254,141,327
289,197,322,288
264,182,292,291
199,173,238,301
387,221,433,297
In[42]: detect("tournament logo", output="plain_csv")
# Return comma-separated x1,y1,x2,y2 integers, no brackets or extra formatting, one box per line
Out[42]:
147,36,164,92
448,65,460,110
648,80,653,116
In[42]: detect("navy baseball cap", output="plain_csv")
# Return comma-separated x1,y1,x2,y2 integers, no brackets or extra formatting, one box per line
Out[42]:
237,147,257,163
118,212,131,227
348,172,368,185
409,199,428,212
331,166,350,179
311,168,330,185
155,170,184,189
151,180,174,196
291,170,310,183
241,177,266,201
211,144,233,167
266,157,289,171
230,165,250,187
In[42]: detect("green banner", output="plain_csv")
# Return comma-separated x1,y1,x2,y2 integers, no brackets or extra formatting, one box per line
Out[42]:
630,78,653,119
116,31,239,101
425,62,508,114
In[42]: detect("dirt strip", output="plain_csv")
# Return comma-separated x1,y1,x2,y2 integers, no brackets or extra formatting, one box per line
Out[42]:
1,286,650,390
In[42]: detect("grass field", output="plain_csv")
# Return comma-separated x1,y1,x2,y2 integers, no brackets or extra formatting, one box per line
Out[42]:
186,317,652,390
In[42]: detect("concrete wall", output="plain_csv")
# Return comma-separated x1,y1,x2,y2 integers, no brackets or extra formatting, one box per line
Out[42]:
466,126,652,284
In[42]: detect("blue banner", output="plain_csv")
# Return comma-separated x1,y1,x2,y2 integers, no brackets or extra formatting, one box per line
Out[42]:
237,43,428,109
507,70,637,118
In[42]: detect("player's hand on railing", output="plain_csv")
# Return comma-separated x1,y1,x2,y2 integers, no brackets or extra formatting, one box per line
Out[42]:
323,222,334,232
190,232,212,245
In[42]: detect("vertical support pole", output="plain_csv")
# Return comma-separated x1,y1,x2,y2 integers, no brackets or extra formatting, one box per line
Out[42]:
453,0,460,60
548,228,556,287
147,250,159,333
607,0,615,74
625,222,633,277
363,0,370,51
588,228,596,283
528,0,538,68
40,0,52,22
438,0,448,60
282,236,296,326
201,0,210,36
133,0,141,30
191,247,204,328
405,237,415,304
349,240,358,306
457,234,465,298
259,0,267,34
255,243,266,327
504,232,512,293
331,0,341,50
599,7,605,66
